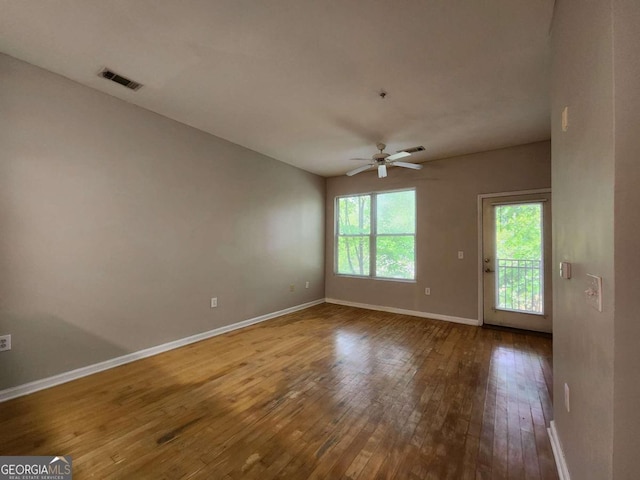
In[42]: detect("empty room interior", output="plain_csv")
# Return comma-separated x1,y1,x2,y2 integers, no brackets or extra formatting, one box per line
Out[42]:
1,1,639,479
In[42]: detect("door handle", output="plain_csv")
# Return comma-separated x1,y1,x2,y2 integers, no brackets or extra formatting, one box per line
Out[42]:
484,267,494,273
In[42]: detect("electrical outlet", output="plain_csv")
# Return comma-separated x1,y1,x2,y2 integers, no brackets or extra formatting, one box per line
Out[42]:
0,334,11,352
457,251,464,260
305,281,310,289
564,383,570,412
290,284,295,292
424,287,431,295
210,297,218,308
562,106,569,132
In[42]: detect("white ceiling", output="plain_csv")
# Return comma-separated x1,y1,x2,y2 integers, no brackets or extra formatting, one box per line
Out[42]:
0,1,554,177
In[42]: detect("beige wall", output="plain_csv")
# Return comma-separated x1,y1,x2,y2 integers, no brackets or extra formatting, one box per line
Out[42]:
551,1,615,478
552,0,640,478
612,0,640,477
325,142,551,320
0,54,325,391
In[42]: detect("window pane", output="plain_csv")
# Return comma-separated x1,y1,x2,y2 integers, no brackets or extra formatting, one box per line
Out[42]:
376,236,415,279
495,203,542,260
337,236,370,276
337,195,370,235
494,203,543,314
377,190,415,234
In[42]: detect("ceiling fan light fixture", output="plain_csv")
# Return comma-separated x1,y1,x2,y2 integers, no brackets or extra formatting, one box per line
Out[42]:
346,142,423,179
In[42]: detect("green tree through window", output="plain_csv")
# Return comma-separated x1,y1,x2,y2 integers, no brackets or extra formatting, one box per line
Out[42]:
494,203,543,313
336,190,415,280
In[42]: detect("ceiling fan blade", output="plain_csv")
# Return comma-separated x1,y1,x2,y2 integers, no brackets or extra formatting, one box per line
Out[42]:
378,164,387,178
386,151,411,161
349,158,373,161
392,161,423,170
346,164,374,176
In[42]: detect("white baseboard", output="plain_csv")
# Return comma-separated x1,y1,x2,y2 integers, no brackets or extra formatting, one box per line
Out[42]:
325,298,479,326
548,420,571,480
0,299,325,403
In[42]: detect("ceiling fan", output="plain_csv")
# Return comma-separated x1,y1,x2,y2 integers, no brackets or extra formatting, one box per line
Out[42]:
346,143,424,178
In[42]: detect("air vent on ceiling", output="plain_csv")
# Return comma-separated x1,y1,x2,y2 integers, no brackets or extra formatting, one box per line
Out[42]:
98,68,143,91
398,146,425,154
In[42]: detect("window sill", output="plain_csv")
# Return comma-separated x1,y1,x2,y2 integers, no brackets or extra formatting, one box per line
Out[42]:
334,274,417,284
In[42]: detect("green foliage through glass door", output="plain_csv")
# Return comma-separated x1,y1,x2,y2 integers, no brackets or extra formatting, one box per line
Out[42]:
494,203,543,314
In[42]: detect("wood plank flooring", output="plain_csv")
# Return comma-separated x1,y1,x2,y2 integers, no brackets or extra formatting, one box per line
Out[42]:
0,304,558,479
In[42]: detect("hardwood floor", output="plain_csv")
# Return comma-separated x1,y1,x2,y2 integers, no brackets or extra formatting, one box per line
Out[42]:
0,304,558,479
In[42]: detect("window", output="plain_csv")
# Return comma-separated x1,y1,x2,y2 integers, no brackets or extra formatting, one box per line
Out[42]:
335,189,416,280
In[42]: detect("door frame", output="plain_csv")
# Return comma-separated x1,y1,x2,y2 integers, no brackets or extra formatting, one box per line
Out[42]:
476,188,552,326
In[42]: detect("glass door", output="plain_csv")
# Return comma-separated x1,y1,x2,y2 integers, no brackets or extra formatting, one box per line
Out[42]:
482,193,552,332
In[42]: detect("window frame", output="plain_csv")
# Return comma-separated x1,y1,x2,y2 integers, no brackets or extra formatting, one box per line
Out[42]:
334,188,417,282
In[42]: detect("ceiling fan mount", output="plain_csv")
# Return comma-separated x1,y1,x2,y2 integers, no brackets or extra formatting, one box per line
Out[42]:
346,143,424,178
372,143,390,161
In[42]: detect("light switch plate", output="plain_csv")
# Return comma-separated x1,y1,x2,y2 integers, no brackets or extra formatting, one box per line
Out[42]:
585,274,602,312
560,261,572,279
